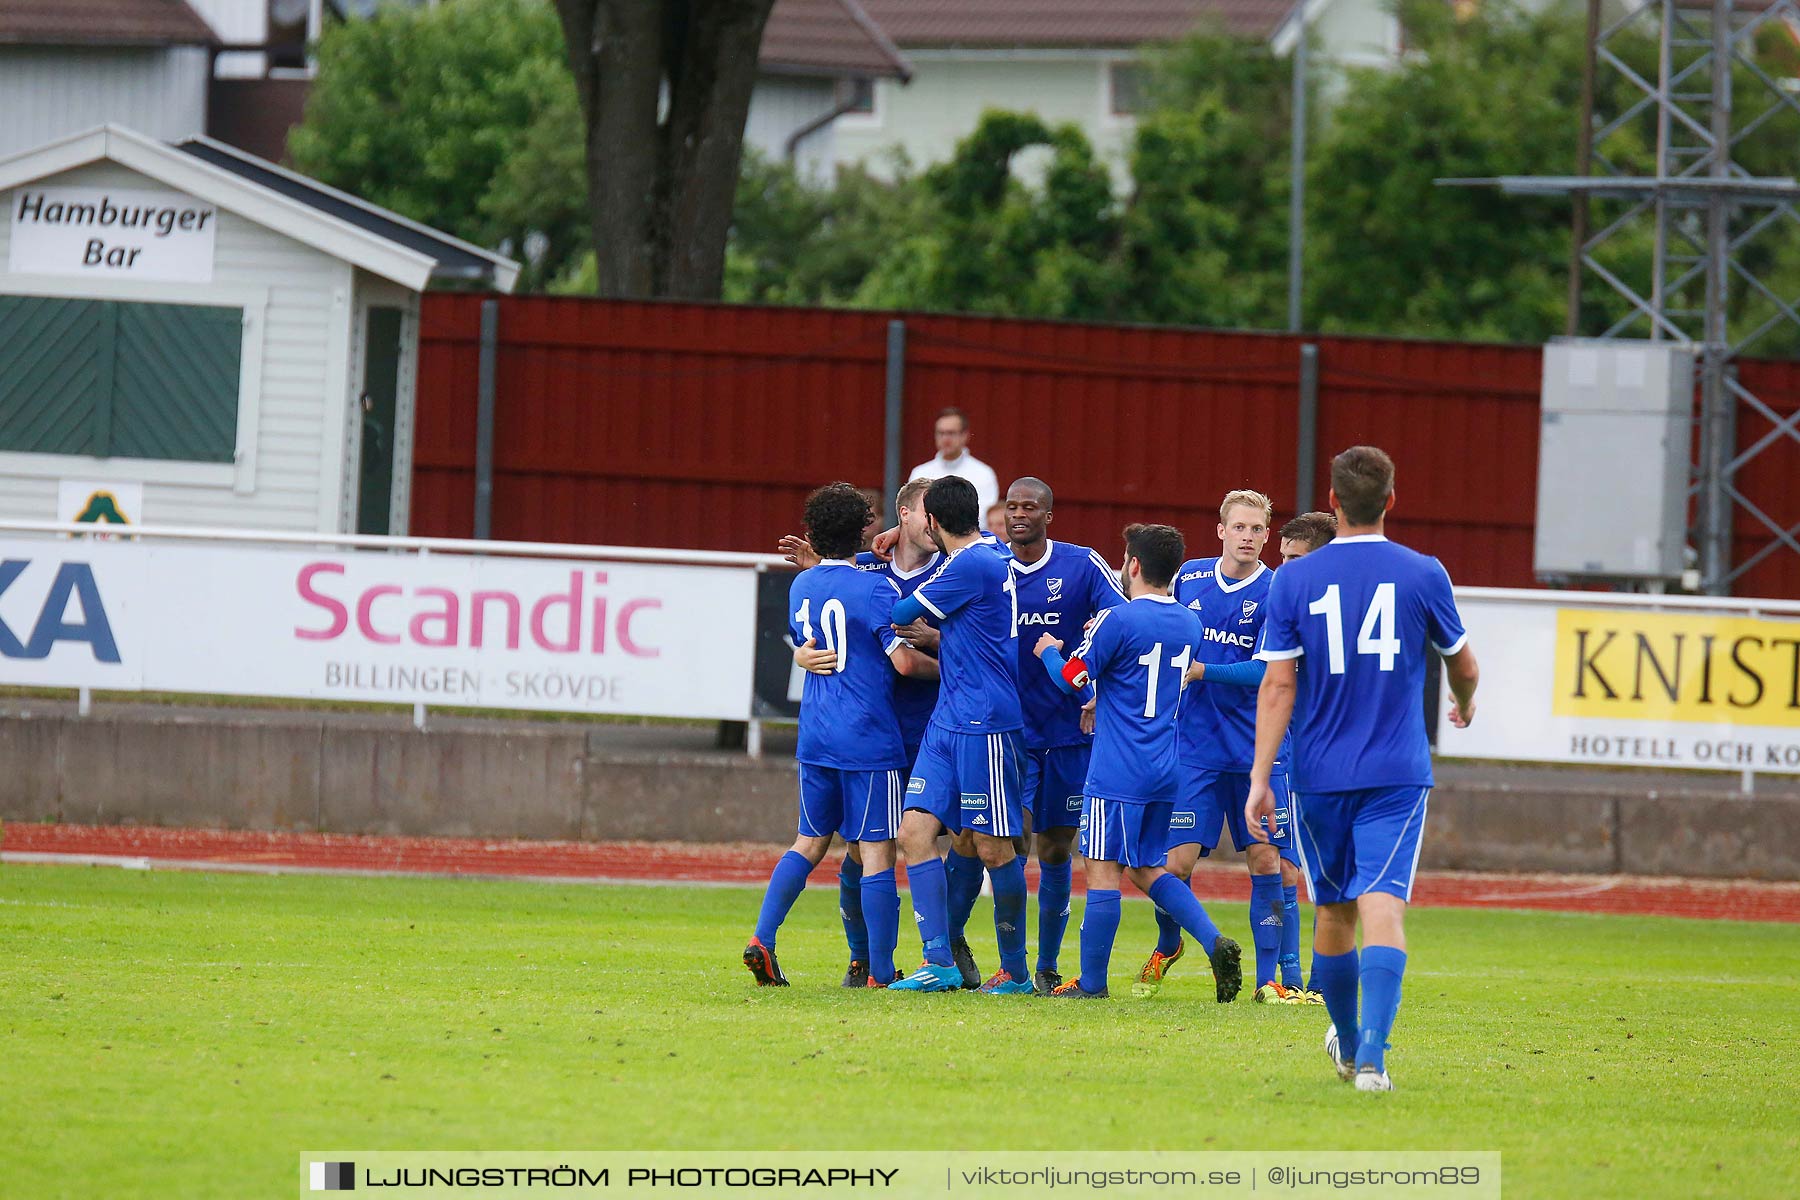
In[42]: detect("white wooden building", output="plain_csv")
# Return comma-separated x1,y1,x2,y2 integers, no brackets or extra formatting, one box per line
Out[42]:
0,125,517,536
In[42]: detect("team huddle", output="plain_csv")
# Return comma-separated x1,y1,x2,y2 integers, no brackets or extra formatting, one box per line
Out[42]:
745,443,1480,1094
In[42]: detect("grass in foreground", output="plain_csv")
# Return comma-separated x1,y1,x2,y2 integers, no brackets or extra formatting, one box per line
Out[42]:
2,865,1796,1198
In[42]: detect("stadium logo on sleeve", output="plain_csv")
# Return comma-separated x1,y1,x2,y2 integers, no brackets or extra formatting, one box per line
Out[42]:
309,1162,355,1191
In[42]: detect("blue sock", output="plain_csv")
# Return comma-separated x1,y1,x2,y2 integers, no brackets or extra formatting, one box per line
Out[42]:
753,851,814,949
1079,889,1121,994
990,856,1029,981
907,856,953,966
1249,872,1284,987
1153,906,1183,956
1312,949,1360,1056
1357,946,1408,1073
1306,908,1319,991
944,850,983,941
861,869,900,984
1036,859,1073,974
1146,873,1222,955
1278,884,1304,988
838,858,868,962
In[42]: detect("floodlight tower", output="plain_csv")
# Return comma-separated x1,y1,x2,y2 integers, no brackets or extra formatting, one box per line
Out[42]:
1445,0,1800,595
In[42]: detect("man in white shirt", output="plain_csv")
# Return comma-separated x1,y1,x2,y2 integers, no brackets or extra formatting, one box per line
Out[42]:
911,407,999,518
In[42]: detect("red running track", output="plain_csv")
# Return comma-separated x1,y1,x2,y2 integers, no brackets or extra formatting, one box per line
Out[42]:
4,822,1798,923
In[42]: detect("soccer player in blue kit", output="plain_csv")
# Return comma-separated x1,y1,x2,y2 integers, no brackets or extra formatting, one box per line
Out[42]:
885,476,1035,994
745,483,940,988
1033,524,1242,1002
785,476,943,987
1135,490,1296,1004
995,477,1127,994
1247,447,1479,1091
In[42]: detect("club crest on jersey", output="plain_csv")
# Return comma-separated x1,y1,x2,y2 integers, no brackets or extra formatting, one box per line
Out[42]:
1046,577,1064,602
960,792,989,810
1241,599,1258,619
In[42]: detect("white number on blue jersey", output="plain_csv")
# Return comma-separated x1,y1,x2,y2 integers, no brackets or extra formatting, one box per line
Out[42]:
1309,582,1401,674
1134,642,1193,717
794,597,851,672
1355,582,1400,671
1002,571,1019,640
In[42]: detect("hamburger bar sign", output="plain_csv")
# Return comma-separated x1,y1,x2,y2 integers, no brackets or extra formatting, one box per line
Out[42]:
9,185,217,283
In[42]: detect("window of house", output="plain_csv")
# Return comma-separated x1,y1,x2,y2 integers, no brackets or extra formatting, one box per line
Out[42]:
1108,62,1147,116
844,77,876,115
267,0,311,70
0,297,242,464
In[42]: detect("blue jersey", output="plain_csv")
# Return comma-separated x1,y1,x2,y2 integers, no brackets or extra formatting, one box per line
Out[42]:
1256,534,1467,792
1174,557,1274,770
787,562,908,771
855,551,943,750
912,542,1023,734
1070,595,1205,804
1011,540,1128,750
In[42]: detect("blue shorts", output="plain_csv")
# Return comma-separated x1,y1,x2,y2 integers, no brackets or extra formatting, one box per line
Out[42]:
1024,745,1089,832
798,764,906,843
906,726,1025,838
1291,786,1431,906
1078,797,1171,869
1169,767,1291,854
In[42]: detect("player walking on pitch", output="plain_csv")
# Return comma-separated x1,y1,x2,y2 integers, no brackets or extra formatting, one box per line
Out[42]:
1136,490,1297,1004
885,477,1035,994
1034,524,1242,1001
993,477,1126,994
783,478,943,987
1247,447,1478,1091
744,483,938,988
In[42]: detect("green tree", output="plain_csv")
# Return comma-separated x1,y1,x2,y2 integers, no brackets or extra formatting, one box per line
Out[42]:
1116,30,1292,328
853,111,1123,318
289,0,586,289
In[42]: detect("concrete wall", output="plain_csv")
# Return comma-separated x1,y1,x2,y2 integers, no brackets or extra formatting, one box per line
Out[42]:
2,704,1797,881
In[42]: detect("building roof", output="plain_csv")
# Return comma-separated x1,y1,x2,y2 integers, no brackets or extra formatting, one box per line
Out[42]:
857,0,1294,47
176,137,517,289
0,125,517,292
763,0,912,79
0,0,215,47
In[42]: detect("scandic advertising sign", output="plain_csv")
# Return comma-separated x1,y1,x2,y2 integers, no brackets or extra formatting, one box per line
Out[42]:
0,539,756,721
1438,595,1800,774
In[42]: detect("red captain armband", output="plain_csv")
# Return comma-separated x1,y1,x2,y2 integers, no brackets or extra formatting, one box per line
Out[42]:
1061,656,1091,691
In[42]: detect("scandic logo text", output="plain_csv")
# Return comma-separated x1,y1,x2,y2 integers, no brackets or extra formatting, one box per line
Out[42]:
296,565,662,657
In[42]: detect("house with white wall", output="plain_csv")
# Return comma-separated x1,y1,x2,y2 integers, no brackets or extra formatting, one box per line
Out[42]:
0,124,516,536
834,0,1411,184
0,0,909,173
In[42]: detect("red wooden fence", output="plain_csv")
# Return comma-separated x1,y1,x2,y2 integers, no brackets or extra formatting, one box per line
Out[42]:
412,294,1800,597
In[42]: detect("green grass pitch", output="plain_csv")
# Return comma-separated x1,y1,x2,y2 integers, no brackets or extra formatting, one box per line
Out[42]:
3,864,1796,1198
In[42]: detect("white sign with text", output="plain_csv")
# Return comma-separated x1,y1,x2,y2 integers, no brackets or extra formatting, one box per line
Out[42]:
9,186,218,282
0,538,757,720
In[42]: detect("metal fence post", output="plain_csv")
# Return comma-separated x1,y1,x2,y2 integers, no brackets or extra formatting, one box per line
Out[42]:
883,320,906,524
1295,343,1320,513
473,298,499,540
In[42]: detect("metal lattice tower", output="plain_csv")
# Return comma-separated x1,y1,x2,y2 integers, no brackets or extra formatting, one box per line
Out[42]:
1448,0,1800,595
